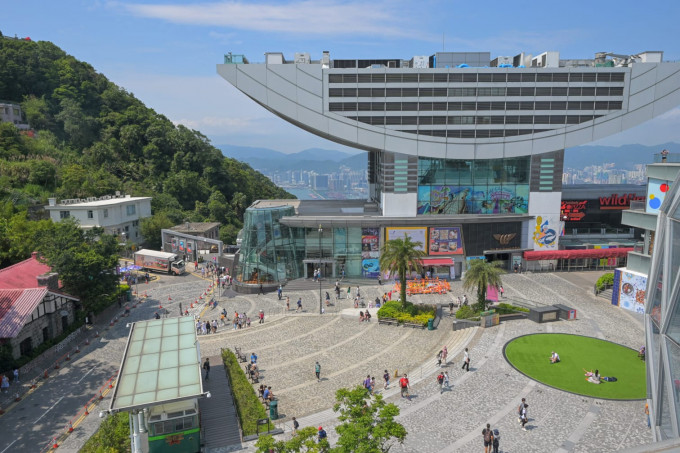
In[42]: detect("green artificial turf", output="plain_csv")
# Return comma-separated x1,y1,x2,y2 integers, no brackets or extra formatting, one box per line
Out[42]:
504,334,646,400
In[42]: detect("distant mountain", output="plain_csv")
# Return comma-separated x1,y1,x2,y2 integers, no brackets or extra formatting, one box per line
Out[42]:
564,143,679,169
217,145,367,171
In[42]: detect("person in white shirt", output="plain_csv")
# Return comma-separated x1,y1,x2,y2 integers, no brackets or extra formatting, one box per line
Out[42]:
550,351,560,363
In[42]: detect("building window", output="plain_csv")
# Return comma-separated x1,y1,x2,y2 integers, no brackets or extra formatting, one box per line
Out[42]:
59,211,70,219
132,220,139,227
87,210,94,219
103,209,108,218
126,205,136,216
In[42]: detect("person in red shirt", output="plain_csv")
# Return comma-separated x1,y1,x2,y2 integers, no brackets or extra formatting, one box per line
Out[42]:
399,374,410,400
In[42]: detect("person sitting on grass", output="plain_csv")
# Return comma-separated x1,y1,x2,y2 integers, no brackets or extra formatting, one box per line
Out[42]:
586,369,601,384
550,351,560,363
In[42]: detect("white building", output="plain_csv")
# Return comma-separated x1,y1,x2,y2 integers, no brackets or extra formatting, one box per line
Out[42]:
0,101,30,130
45,194,152,243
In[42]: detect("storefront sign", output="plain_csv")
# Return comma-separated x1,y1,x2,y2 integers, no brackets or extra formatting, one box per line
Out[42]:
385,227,427,251
599,193,645,210
361,228,380,278
429,227,464,255
560,200,587,221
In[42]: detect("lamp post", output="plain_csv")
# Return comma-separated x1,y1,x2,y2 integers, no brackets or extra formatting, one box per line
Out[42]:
318,224,323,315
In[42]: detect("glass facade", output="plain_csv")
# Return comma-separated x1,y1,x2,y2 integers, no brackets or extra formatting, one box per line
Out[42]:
417,157,530,214
236,206,302,284
645,174,680,440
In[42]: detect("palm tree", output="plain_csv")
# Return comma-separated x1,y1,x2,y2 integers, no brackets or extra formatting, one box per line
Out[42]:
462,259,504,312
379,235,426,308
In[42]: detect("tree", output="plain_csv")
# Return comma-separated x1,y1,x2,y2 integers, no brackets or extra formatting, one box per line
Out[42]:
378,236,425,307
462,259,504,312
255,426,328,452
140,212,174,249
333,386,406,453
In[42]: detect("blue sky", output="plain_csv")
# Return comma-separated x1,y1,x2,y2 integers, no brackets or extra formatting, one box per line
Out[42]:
3,0,680,153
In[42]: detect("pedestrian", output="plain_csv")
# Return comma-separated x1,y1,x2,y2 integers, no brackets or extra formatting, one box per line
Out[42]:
499,285,504,298
517,397,526,423
13,368,19,383
259,310,265,324
1,375,9,393
442,346,448,365
436,350,443,367
297,297,302,312
278,285,282,300
449,301,454,316
645,402,650,428
286,296,290,311
462,347,470,371
325,291,330,306
378,274,382,285
259,283,263,295
520,403,529,431
211,319,217,333
203,358,210,380
437,372,444,393
383,369,390,389
444,371,450,389
318,426,327,443
364,374,372,393
154,312,160,320
347,286,351,298
251,352,258,364
293,417,299,434
482,423,494,453
371,376,376,391
399,373,410,400
315,361,321,381
463,295,468,305
356,286,361,299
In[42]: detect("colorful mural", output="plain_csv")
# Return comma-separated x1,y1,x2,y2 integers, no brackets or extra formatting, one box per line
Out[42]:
361,227,380,278
429,227,464,255
612,268,647,314
647,178,672,214
417,185,529,215
532,215,559,250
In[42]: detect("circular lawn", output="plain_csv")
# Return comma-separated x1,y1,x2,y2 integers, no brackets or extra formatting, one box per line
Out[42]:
504,333,646,400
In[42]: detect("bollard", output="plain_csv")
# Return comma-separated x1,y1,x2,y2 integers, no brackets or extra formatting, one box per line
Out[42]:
109,319,114,327
14,393,20,402
68,421,74,433
65,353,70,361
84,404,89,416
31,379,37,389
94,331,99,338
44,369,49,379
85,338,90,346
394,369,399,378
0,407,4,415
55,361,60,369
52,437,59,449
99,391,103,400
75,345,80,353
108,381,114,389
114,316,118,324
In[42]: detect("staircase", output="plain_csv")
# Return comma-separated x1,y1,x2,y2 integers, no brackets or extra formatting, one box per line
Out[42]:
596,288,613,301
199,357,242,450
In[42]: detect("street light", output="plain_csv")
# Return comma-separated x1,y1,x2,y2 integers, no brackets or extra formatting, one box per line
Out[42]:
318,224,323,315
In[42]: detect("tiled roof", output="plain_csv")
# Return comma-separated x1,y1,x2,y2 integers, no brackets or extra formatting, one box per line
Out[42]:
0,288,48,338
0,253,57,290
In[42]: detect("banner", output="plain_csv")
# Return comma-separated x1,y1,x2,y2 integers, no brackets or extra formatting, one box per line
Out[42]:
361,228,380,278
417,185,529,215
385,227,427,251
429,227,464,255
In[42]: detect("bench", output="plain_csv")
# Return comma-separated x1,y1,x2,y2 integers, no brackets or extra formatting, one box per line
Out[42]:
235,347,247,363
378,317,398,326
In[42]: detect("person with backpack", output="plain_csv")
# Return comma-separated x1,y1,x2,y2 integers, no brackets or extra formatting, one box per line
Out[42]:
492,428,500,453
437,372,445,393
318,426,327,442
518,397,526,423
482,423,494,453
399,373,411,400
383,370,390,389
462,347,470,371
520,403,529,431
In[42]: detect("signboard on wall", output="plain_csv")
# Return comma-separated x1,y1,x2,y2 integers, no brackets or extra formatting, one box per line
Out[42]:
532,215,560,250
599,193,645,210
385,227,427,251
647,178,672,214
612,268,647,314
361,228,380,278
429,227,464,255
560,200,587,221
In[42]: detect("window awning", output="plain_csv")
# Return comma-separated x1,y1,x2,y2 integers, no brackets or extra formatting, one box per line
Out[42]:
523,248,634,261
422,258,454,266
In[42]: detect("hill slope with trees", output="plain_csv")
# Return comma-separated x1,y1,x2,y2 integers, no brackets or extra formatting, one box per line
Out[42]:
0,32,292,265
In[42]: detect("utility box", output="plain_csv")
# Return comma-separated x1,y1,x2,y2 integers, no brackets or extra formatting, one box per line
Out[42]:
528,306,560,323
554,304,577,320
269,399,278,420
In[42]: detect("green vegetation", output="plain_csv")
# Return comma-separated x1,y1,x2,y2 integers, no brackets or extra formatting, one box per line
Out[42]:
221,349,268,436
462,259,504,312
376,301,435,326
0,34,292,269
378,236,426,308
455,303,528,321
596,272,615,292
505,334,646,400
80,412,131,453
256,386,406,452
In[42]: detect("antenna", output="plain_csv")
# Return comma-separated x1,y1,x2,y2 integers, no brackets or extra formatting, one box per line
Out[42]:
442,32,445,52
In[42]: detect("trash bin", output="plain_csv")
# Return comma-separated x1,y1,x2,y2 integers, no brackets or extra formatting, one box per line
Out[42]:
269,399,278,420
126,290,132,302
427,318,434,330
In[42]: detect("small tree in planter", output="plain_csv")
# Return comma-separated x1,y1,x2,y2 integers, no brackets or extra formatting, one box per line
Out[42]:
462,259,504,312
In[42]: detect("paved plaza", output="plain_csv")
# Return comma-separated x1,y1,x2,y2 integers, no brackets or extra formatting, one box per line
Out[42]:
0,269,653,452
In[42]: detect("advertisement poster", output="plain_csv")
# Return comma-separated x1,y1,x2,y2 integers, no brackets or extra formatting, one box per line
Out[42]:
646,178,672,214
532,215,559,250
613,269,647,314
179,240,185,252
385,227,427,251
429,227,464,255
417,185,529,215
361,227,380,278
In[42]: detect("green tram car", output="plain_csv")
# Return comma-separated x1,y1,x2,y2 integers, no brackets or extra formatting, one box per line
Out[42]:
147,400,200,453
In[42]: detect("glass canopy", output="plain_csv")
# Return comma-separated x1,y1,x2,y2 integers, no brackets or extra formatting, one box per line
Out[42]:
109,316,203,412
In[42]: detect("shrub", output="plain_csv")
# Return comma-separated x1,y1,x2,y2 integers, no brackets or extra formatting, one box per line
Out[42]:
377,301,435,326
454,305,475,319
80,411,131,453
222,349,268,436
495,303,530,314
596,273,614,291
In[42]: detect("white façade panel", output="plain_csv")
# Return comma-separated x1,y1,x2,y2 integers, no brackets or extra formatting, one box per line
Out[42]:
328,119,359,145
621,103,655,131
503,138,532,158
474,142,504,160
216,64,237,85
416,139,446,159
653,89,680,118
297,87,322,113
239,64,268,86
385,133,417,155
296,68,322,96
267,90,298,121
298,107,329,136
630,65,658,95
382,192,417,217
236,70,268,104
532,133,567,155
296,64,323,81
628,86,656,111
654,69,680,99
528,192,562,251
592,115,624,142
446,142,474,160
267,65,298,98
357,126,385,150
564,125,594,149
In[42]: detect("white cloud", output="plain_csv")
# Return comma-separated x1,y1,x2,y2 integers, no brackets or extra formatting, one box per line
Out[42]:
117,0,421,38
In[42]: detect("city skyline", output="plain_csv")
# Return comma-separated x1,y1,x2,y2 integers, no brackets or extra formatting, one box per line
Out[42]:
2,1,680,154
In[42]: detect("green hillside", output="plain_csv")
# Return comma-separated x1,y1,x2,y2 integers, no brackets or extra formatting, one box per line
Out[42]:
0,33,292,265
